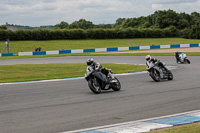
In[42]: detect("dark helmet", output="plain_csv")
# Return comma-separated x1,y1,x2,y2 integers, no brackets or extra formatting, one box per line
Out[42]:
86,58,94,66
145,55,151,61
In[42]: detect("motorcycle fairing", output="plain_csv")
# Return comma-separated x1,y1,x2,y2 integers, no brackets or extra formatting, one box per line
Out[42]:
147,61,164,78
92,71,109,89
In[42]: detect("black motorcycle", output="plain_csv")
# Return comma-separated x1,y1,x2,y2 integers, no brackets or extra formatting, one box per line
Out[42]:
146,61,173,82
85,66,121,94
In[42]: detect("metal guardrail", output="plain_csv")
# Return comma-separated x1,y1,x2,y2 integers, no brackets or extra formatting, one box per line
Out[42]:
0,43,199,57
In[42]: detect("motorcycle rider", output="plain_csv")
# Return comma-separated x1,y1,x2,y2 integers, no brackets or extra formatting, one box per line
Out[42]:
145,55,168,71
174,51,182,63
86,58,115,81
86,58,102,71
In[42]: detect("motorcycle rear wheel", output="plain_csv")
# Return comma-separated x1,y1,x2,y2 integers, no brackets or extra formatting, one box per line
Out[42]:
111,77,121,91
88,79,101,94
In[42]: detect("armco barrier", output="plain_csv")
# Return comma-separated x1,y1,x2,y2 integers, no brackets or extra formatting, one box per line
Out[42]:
18,43,200,56
1,43,199,57
0,53,13,57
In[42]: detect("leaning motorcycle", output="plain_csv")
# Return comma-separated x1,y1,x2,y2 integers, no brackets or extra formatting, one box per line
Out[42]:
179,53,191,64
85,66,121,94
146,61,173,82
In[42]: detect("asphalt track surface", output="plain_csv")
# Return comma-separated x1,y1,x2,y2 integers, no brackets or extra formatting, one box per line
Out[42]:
0,56,200,133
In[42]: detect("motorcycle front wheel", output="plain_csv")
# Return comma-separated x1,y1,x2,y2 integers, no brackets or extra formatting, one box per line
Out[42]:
186,59,191,64
111,77,121,91
150,69,161,82
88,79,101,94
167,70,173,80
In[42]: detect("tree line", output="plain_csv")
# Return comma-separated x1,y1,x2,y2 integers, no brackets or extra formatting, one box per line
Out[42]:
4,23,54,30
0,9,200,40
0,28,178,40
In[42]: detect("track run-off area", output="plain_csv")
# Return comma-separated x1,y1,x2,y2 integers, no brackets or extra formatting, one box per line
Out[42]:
0,56,200,133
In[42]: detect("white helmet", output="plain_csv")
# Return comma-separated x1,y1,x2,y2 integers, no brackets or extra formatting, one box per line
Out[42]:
145,55,151,61
86,58,94,66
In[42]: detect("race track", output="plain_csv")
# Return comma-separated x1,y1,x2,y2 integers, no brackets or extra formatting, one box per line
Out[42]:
0,56,200,133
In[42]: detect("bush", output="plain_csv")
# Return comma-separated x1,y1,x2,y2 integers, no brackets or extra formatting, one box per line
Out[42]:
165,26,179,37
180,28,192,38
0,28,183,41
0,30,9,40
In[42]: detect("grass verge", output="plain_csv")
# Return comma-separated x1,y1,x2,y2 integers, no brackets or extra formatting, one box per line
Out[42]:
0,63,146,83
1,38,200,54
148,122,200,133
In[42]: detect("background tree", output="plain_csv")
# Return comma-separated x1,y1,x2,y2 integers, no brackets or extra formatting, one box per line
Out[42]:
190,21,200,39
94,24,112,29
2,9,200,40
0,25,7,30
152,9,179,28
113,18,126,29
69,19,94,29
177,12,191,29
53,21,69,29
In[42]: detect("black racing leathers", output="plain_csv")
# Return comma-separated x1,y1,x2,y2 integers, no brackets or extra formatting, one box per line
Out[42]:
175,52,182,63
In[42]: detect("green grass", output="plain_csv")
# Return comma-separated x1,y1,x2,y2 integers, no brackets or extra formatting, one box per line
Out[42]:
0,63,146,83
147,122,200,133
1,38,200,54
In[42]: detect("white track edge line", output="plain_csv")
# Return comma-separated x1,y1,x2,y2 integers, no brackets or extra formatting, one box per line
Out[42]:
0,71,147,86
63,109,200,133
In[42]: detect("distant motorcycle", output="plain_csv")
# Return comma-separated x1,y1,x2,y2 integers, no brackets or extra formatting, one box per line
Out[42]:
146,61,173,82
85,66,121,94
178,53,191,64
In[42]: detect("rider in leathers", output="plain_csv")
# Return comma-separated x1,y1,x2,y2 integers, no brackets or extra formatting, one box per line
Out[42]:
174,51,182,63
86,58,115,81
146,55,168,71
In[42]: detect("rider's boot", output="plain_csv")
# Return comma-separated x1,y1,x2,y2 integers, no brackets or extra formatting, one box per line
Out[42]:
108,73,116,83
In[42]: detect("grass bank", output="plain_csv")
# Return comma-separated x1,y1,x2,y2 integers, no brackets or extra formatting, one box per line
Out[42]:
0,63,146,83
1,38,200,54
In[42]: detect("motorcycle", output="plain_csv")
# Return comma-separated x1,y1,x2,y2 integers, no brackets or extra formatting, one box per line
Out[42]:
178,53,191,64
146,61,173,82
85,66,121,94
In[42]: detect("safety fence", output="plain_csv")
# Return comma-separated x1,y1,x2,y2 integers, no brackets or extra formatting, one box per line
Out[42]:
0,43,199,57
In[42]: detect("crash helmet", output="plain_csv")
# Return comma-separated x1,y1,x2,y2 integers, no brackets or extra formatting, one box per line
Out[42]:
145,55,151,61
175,51,178,53
86,58,94,66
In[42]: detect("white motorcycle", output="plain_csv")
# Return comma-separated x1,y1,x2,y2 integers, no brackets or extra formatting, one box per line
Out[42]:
179,53,191,64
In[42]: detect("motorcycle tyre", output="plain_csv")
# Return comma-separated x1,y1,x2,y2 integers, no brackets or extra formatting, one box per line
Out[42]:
111,77,121,91
150,70,161,82
88,79,101,94
167,70,173,80
186,59,191,64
